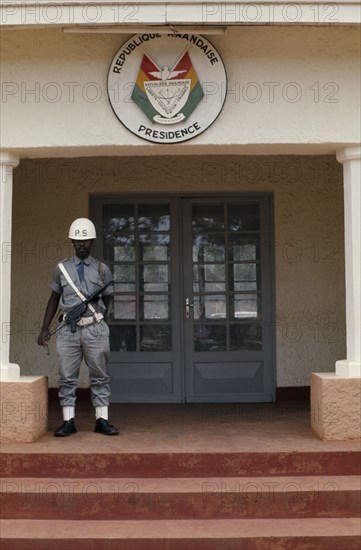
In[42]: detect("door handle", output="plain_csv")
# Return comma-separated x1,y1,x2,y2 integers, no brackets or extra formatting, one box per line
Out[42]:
185,298,194,319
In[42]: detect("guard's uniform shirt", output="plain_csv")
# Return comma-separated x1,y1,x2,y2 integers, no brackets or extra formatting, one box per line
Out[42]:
50,255,114,315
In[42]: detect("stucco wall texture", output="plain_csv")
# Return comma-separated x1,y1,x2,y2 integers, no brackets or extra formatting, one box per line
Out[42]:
10,155,345,389
1,25,360,153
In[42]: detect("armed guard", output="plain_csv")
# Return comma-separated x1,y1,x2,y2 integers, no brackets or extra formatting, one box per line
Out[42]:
37,218,119,437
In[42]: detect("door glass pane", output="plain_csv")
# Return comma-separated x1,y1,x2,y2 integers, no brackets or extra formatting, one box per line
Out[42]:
233,281,257,291
204,264,225,283
233,293,259,319
229,238,258,261
193,265,226,293
112,295,136,320
104,235,135,263
104,204,135,232
138,204,170,231
141,265,169,292
228,204,260,231
193,235,225,262
114,246,135,262
193,295,226,320
230,324,262,350
143,245,169,262
233,263,257,281
194,325,226,351
140,234,170,261
113,265,135,291
109,326,136,351
140,325,171,351
141,295,169,320
192,205,224,232
206,294,226,319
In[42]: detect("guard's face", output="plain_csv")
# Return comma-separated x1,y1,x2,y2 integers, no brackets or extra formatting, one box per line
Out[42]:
72,239,93,259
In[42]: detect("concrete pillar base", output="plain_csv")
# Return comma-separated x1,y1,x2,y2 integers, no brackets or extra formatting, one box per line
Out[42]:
0,363,20,381
336,359,361,377
0,376,48,443
311,373,361,440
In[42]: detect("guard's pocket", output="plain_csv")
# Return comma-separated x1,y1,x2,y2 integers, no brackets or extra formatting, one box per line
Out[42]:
59,279,72,302
90,277,102,295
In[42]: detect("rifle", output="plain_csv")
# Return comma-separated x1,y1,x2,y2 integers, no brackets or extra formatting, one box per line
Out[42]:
47,280,113,338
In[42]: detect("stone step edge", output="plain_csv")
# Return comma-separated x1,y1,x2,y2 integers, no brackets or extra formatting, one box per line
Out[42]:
1,518,360,539
2,451,360,477
1,475,360,494
2,475,359,522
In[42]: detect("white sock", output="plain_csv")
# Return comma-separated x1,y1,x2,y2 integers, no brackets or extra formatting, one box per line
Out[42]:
63,406,75,421
95,406,108,420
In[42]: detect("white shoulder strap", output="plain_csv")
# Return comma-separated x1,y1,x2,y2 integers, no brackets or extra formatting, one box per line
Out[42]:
58,262,86,300
58,262,97,315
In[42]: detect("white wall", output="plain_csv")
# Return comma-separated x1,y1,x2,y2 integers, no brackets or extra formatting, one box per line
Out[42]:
1,25,360,155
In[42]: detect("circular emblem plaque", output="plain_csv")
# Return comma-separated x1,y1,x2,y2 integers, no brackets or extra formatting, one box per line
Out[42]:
108,33,227,144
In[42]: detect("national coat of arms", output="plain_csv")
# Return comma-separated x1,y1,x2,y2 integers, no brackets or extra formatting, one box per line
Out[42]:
131,49,204,125
108,33,227,144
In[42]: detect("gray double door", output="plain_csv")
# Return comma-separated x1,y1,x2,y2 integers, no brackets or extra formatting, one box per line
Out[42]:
92,195,275,403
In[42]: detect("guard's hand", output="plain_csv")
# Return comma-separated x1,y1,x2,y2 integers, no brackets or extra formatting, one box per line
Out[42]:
37,330,50,347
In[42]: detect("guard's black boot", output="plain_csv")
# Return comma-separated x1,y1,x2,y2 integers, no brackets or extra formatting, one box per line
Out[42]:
54,418,77,437
94,418,119,435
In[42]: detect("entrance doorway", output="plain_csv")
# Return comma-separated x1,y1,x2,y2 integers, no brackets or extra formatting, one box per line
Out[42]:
91,195,275,403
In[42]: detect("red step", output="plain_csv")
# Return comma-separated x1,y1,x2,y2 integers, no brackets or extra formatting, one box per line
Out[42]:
1,475,360,520
2,442,360,549
1,518,360,550
1,450,360,478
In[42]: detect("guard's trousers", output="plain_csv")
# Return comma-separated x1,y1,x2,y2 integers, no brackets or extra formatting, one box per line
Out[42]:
56,320,111,407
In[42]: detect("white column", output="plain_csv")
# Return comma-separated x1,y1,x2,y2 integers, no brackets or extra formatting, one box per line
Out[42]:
336,146,361,377
0,151,20,380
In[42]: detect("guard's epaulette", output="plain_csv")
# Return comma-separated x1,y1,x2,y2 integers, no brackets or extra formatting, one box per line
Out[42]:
58,258,69,265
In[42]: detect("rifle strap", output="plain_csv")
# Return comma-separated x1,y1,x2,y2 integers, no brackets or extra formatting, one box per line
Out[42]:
98,260,105,286
58,262,98,317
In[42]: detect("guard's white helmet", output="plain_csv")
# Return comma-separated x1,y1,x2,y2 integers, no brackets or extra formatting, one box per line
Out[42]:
68,218,96,240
